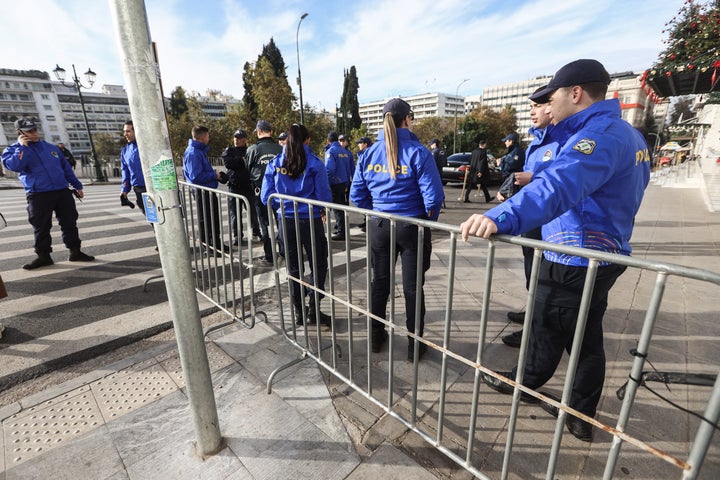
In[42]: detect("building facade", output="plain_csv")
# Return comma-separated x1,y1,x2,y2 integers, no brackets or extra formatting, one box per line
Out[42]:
358,92,465,134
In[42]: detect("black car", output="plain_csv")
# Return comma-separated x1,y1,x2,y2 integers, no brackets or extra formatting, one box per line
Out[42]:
441,152,502,185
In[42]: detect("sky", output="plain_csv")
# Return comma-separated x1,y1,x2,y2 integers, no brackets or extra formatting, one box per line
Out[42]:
3,0,685,111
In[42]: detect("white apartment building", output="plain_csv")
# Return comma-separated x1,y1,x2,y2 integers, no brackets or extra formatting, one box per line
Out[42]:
0,69,64,148
53,82,131,158
480,72,669,140
359,92,465,134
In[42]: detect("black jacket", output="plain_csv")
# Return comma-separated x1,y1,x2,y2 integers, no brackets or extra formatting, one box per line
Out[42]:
221,145,252,194
469,147,490,182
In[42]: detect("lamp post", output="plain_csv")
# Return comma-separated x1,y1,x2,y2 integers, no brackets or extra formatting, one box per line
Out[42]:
296,12,308,124
53,63,105,182
453,78,469,154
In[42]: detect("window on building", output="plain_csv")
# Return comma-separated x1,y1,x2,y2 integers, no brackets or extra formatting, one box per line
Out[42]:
46,115,56,121
41,94,49,100
44,105,53,111
49,125,58,132
51,135,61,142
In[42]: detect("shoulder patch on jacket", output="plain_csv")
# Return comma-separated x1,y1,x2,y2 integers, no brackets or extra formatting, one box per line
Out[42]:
542,150,553,162
572,138,596,155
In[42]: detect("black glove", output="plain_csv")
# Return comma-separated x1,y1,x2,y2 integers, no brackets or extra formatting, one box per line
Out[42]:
218,171,229,184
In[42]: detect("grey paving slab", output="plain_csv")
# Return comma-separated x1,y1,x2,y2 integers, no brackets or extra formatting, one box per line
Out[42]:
231,421,359,480
346,443,438,480
3,426,124,480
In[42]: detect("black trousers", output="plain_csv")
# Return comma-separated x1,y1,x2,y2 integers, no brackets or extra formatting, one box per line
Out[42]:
280,217,328,305
512,260,626,417
331,183,348,234
196,190,222,247
132,185,147,214
369,217,431,341
26,189,81,254
254,195,273,261
521,227,543,290
227,185,255,240
464,176,491,202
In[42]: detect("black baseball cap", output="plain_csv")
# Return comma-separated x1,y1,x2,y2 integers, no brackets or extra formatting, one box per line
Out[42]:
530,59,610,103
501,132,519,142
233,129,247,138
382,98,412,121
338,134,347,141
256,120,272,131
15,118,37,131
430,138,440,146
278,132,287,140
357,136,371,144
328,131,339,142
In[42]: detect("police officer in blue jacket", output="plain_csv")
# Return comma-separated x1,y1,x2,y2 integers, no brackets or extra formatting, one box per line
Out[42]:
120,120,147,213
325,132,354,240
350,98,445,360
461,59,651,442
2,119,95,270
261,124,333,326
502,86,565,348
498,132,525,178
183,124,228,254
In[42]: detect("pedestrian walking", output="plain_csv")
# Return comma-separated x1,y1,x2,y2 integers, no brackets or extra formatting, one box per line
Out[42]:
1,119,94,270
464,139,492,203
350,98,444,360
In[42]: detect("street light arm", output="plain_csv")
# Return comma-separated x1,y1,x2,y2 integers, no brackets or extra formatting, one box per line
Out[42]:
296,12,308,124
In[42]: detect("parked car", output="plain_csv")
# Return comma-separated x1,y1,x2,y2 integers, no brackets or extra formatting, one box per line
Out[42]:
441,152,502,185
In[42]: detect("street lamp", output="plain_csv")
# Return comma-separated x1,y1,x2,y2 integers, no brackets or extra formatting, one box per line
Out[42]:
453,78,469,154
53,63,105,182
296,13,308,124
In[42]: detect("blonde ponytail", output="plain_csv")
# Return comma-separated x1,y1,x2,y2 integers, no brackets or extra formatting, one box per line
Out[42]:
383,112,398,179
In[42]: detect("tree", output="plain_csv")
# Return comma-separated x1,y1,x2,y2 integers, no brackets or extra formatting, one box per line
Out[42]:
168,86,189,119
338,66,361,134
241,61,258,128
646,0,720,97
412,116,454,148
467,105,519,157
669,95,696,123
261,38,287,79
94,132,123,158
250,58,295,135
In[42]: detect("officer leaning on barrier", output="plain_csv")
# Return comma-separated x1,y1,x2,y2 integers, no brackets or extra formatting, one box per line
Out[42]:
460,59,651,442
1,118,95,270
350,98,445,361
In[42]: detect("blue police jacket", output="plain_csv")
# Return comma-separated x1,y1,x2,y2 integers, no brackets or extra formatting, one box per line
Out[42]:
2,140,83,192
183,139,218,188
525,124,563,175
261,145,332,219
324,141,354,185
484,99,650,266
120,140,145,193
499,143,524,176
350,128,444,221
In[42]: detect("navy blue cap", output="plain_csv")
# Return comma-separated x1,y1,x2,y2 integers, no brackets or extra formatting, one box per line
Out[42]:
382,98,411,120
328,131,339,142
233,129,247,138
430,138,440,146
502,132,519,142
530,59,610,103
357,136,371,145
338,134,347,141
15,118,37,131
278,132,287,140
256,120,272,131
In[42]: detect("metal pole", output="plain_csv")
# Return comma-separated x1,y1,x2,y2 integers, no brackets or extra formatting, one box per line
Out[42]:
71,65,105,182
296,12,308,124
453,78,469,154
108,0,223,456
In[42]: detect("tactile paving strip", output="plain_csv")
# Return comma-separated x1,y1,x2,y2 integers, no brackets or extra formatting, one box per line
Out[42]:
3,388,103,467
159,343,236,388
91,362,178,421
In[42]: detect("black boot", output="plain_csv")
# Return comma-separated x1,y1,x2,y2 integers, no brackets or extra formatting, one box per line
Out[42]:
407,336,428,361
22,253,54,270
308,296,331,326
294,302,307,326
69,248,95,262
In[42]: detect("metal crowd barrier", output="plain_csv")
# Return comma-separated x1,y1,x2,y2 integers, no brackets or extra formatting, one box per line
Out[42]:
263,193,720,480
178,181,266,334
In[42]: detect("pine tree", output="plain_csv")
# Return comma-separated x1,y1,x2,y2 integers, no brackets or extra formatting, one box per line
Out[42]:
338,66,361,134
260,38,287,79
168,86,189,120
